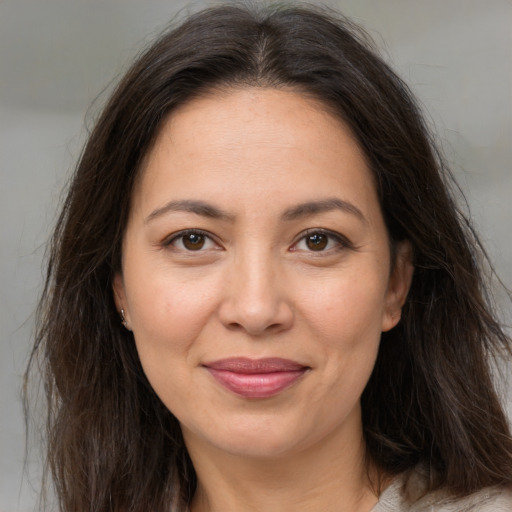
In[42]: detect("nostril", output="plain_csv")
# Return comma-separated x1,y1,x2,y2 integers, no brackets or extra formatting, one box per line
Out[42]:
225,321,285,336
226,322,244,332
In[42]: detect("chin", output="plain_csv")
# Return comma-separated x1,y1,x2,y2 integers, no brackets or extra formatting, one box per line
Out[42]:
216,435,304,460
183,411,331,461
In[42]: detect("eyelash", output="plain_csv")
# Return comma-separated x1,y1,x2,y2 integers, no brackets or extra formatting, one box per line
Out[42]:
163,228,352,254
163,229,220,252
291,229,353,253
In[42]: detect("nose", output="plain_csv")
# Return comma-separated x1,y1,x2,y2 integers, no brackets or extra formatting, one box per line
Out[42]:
218,251,294,336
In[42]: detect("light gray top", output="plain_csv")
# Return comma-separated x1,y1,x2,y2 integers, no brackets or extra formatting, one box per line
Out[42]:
371,469,512,511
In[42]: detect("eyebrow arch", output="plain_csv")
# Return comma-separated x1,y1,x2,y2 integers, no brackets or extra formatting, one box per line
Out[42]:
281,198,366,223
145,199,235,224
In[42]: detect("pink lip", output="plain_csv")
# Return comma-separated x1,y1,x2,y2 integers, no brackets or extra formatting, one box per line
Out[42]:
203,358,309,398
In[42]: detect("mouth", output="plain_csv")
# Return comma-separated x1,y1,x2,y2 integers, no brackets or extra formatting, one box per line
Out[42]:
203,357,309,399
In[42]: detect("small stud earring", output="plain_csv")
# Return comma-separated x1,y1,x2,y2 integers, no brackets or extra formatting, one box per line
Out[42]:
120,308,128,329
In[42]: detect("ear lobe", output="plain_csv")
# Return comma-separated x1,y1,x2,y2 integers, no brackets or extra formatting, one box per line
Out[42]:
113,272,131,329
381,241,414,332
113,272,125,309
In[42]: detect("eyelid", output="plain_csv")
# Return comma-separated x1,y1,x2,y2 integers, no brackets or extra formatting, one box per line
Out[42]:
162,228,222,250
290,228,354,252
160,227,352,253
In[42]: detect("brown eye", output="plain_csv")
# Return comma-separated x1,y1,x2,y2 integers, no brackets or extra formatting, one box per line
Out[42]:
305,233,328,251
292,229,350,254
182,233,206,250
165,229,218,253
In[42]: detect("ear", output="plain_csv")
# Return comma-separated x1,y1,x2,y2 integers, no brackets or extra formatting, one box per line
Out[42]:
113,272,131,330
381,240,414,332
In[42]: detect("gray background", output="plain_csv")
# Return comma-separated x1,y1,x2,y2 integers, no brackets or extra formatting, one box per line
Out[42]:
1,0,511,510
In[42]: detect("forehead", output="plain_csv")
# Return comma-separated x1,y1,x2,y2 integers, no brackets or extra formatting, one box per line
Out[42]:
133,87,378,218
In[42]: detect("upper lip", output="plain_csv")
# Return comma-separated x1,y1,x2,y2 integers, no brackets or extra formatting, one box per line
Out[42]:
203,357,307,374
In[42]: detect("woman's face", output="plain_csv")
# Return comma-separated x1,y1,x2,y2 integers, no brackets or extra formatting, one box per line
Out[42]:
114,88,412,459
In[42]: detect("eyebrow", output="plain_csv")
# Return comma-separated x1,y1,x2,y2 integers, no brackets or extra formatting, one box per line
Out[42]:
145,197,366,224
145,199,235,224
281,198,366,223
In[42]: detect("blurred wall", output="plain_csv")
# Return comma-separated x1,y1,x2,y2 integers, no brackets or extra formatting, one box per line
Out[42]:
1,1,511,510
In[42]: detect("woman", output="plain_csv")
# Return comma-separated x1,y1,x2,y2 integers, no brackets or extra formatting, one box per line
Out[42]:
27,3,512,511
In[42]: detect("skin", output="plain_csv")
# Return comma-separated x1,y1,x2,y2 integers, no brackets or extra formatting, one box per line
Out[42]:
114,88,413,512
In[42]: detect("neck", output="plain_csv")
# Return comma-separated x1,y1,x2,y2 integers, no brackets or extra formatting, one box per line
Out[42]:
185,412,383,512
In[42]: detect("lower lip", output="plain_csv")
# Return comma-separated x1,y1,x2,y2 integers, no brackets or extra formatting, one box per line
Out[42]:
206,368,307,398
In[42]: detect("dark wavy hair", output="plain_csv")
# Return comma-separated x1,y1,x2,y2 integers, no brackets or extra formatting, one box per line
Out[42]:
26,3,512,511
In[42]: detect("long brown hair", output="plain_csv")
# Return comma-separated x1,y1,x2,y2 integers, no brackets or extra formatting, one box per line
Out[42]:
26,3,512,511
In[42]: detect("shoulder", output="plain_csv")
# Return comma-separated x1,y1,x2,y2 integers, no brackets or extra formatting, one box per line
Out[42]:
373,469,512,512
417,486,512,511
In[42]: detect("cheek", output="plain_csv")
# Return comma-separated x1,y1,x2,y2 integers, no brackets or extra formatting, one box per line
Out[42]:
124,267,225,416
295,268,387,401
281,270,387,441
124,262,222,361
298,270,388,351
